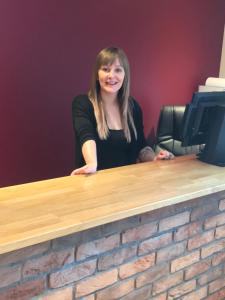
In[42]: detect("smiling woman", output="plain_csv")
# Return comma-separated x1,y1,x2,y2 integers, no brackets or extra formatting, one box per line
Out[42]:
98,59,125,97
71,47,173,175
0,0,224,187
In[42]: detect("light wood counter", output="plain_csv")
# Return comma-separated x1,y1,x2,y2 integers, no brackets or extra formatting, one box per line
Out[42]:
1,155,225,255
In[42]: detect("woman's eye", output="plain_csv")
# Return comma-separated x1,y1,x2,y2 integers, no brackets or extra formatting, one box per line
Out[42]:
115,68,123,73
101,66,109,72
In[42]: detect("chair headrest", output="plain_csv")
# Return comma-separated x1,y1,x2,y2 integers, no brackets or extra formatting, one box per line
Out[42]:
156,105,186,142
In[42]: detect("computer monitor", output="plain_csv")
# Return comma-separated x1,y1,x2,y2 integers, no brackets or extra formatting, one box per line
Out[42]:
181,91,225,166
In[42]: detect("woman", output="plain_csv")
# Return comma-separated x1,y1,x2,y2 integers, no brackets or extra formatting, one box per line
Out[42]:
71,47,173,175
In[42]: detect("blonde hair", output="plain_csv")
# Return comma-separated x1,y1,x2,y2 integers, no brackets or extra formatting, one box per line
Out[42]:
88,47,137,142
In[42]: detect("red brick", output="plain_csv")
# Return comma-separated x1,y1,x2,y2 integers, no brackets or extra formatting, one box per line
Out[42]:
215,224,225,238
82,296,95,300
0,242,50,266
102,216,139,235
76,234,120,260
188,230,214,250
0,265,21,288
122,222,157,243
185,258,211,280
119,253,155,279
152,271,183,295
52,217,138,249
76,269,118,297
168,280,196,299
209,277,225,294
98,245,137,270
174,221,202,241
49,259,96,288
52,227,102,249
141,200,194,224
212,251,225,266
23,248,74,277
119,285,151,300
219,199,225,211
198,265,223,285
171,251,200,273
0,278,45,300
207,287,225,300
136,263,169,288
201,239,225,258
157,241,186,263
37,286,73,300
141,207,174,224
205,212,225,229
96,279,134,300
151,293,167,300
159,211,190,232
182,286,207,300
138,232,172,255
191,202,218,221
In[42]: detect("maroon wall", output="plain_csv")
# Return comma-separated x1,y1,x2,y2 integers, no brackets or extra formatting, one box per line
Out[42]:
0,0,225,187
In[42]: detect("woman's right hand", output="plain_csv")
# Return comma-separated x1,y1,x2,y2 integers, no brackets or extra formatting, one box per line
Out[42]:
155,150,174,160
71,140,97,175
70,163,97,175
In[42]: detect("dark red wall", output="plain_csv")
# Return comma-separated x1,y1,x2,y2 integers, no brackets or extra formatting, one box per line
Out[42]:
0,0,225,187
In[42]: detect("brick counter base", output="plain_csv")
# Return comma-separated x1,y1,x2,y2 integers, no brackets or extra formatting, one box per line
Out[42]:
1,191,225,300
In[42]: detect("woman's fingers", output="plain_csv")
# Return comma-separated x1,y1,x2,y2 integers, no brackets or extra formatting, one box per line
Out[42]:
70,164,97,175
156,150,175,160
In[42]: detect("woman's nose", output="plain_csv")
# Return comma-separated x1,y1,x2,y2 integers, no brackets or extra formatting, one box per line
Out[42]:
108,69,114,78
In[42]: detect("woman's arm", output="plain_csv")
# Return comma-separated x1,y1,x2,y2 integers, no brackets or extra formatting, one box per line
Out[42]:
138,146,156,162
71,140,97,175
138,146,174,162
71,96,98,175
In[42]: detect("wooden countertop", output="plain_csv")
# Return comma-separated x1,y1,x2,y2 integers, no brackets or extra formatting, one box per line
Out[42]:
1,155,225,255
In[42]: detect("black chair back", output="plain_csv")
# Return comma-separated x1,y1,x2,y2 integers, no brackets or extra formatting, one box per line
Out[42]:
155,105,202,156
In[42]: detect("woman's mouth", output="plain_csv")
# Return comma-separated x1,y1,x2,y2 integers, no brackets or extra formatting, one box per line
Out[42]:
106,81,118,86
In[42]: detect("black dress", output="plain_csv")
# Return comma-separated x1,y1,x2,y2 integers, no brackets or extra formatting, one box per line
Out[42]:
72,95,147,170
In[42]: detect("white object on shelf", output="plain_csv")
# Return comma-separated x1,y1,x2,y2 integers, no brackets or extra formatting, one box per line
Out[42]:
198,77,225,92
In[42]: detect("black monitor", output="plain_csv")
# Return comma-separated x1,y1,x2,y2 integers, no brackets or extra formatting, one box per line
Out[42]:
181,91,225,166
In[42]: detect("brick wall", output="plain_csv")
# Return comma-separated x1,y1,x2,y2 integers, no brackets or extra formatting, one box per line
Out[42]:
1,191,225,300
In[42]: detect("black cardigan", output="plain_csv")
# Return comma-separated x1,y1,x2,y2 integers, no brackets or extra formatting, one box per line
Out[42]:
72,95,147,170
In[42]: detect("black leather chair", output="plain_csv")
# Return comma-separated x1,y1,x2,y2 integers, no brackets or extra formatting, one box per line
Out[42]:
154,105,202,156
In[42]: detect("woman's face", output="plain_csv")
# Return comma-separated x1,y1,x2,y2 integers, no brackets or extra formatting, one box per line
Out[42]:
98,58,125,96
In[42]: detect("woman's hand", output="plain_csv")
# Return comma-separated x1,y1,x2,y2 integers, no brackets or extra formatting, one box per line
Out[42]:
138,146,156,162
71,140,97,175
71,163,97,175
155,150,175,160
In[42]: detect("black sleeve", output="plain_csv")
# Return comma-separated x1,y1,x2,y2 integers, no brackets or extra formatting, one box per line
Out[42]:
72,95,97,146
132,98,148,153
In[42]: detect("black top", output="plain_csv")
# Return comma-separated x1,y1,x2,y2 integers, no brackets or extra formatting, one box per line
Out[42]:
72,95,147,170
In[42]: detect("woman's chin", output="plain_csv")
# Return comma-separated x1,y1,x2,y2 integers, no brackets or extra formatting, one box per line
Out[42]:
102,87,120,95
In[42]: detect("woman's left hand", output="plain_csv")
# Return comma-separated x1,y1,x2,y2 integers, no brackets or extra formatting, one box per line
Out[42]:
155,150,175,160
70,163,97,175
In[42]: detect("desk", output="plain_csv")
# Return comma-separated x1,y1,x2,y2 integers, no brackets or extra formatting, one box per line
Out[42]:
1,155,225,299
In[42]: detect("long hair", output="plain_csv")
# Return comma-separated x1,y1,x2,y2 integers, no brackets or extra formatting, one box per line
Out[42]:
88,47,137,142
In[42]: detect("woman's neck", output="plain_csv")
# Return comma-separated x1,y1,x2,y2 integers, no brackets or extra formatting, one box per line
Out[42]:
100,91,122,129
100,91,118,107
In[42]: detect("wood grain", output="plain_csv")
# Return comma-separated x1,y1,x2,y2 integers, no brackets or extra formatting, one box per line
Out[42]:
1,155,225,254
